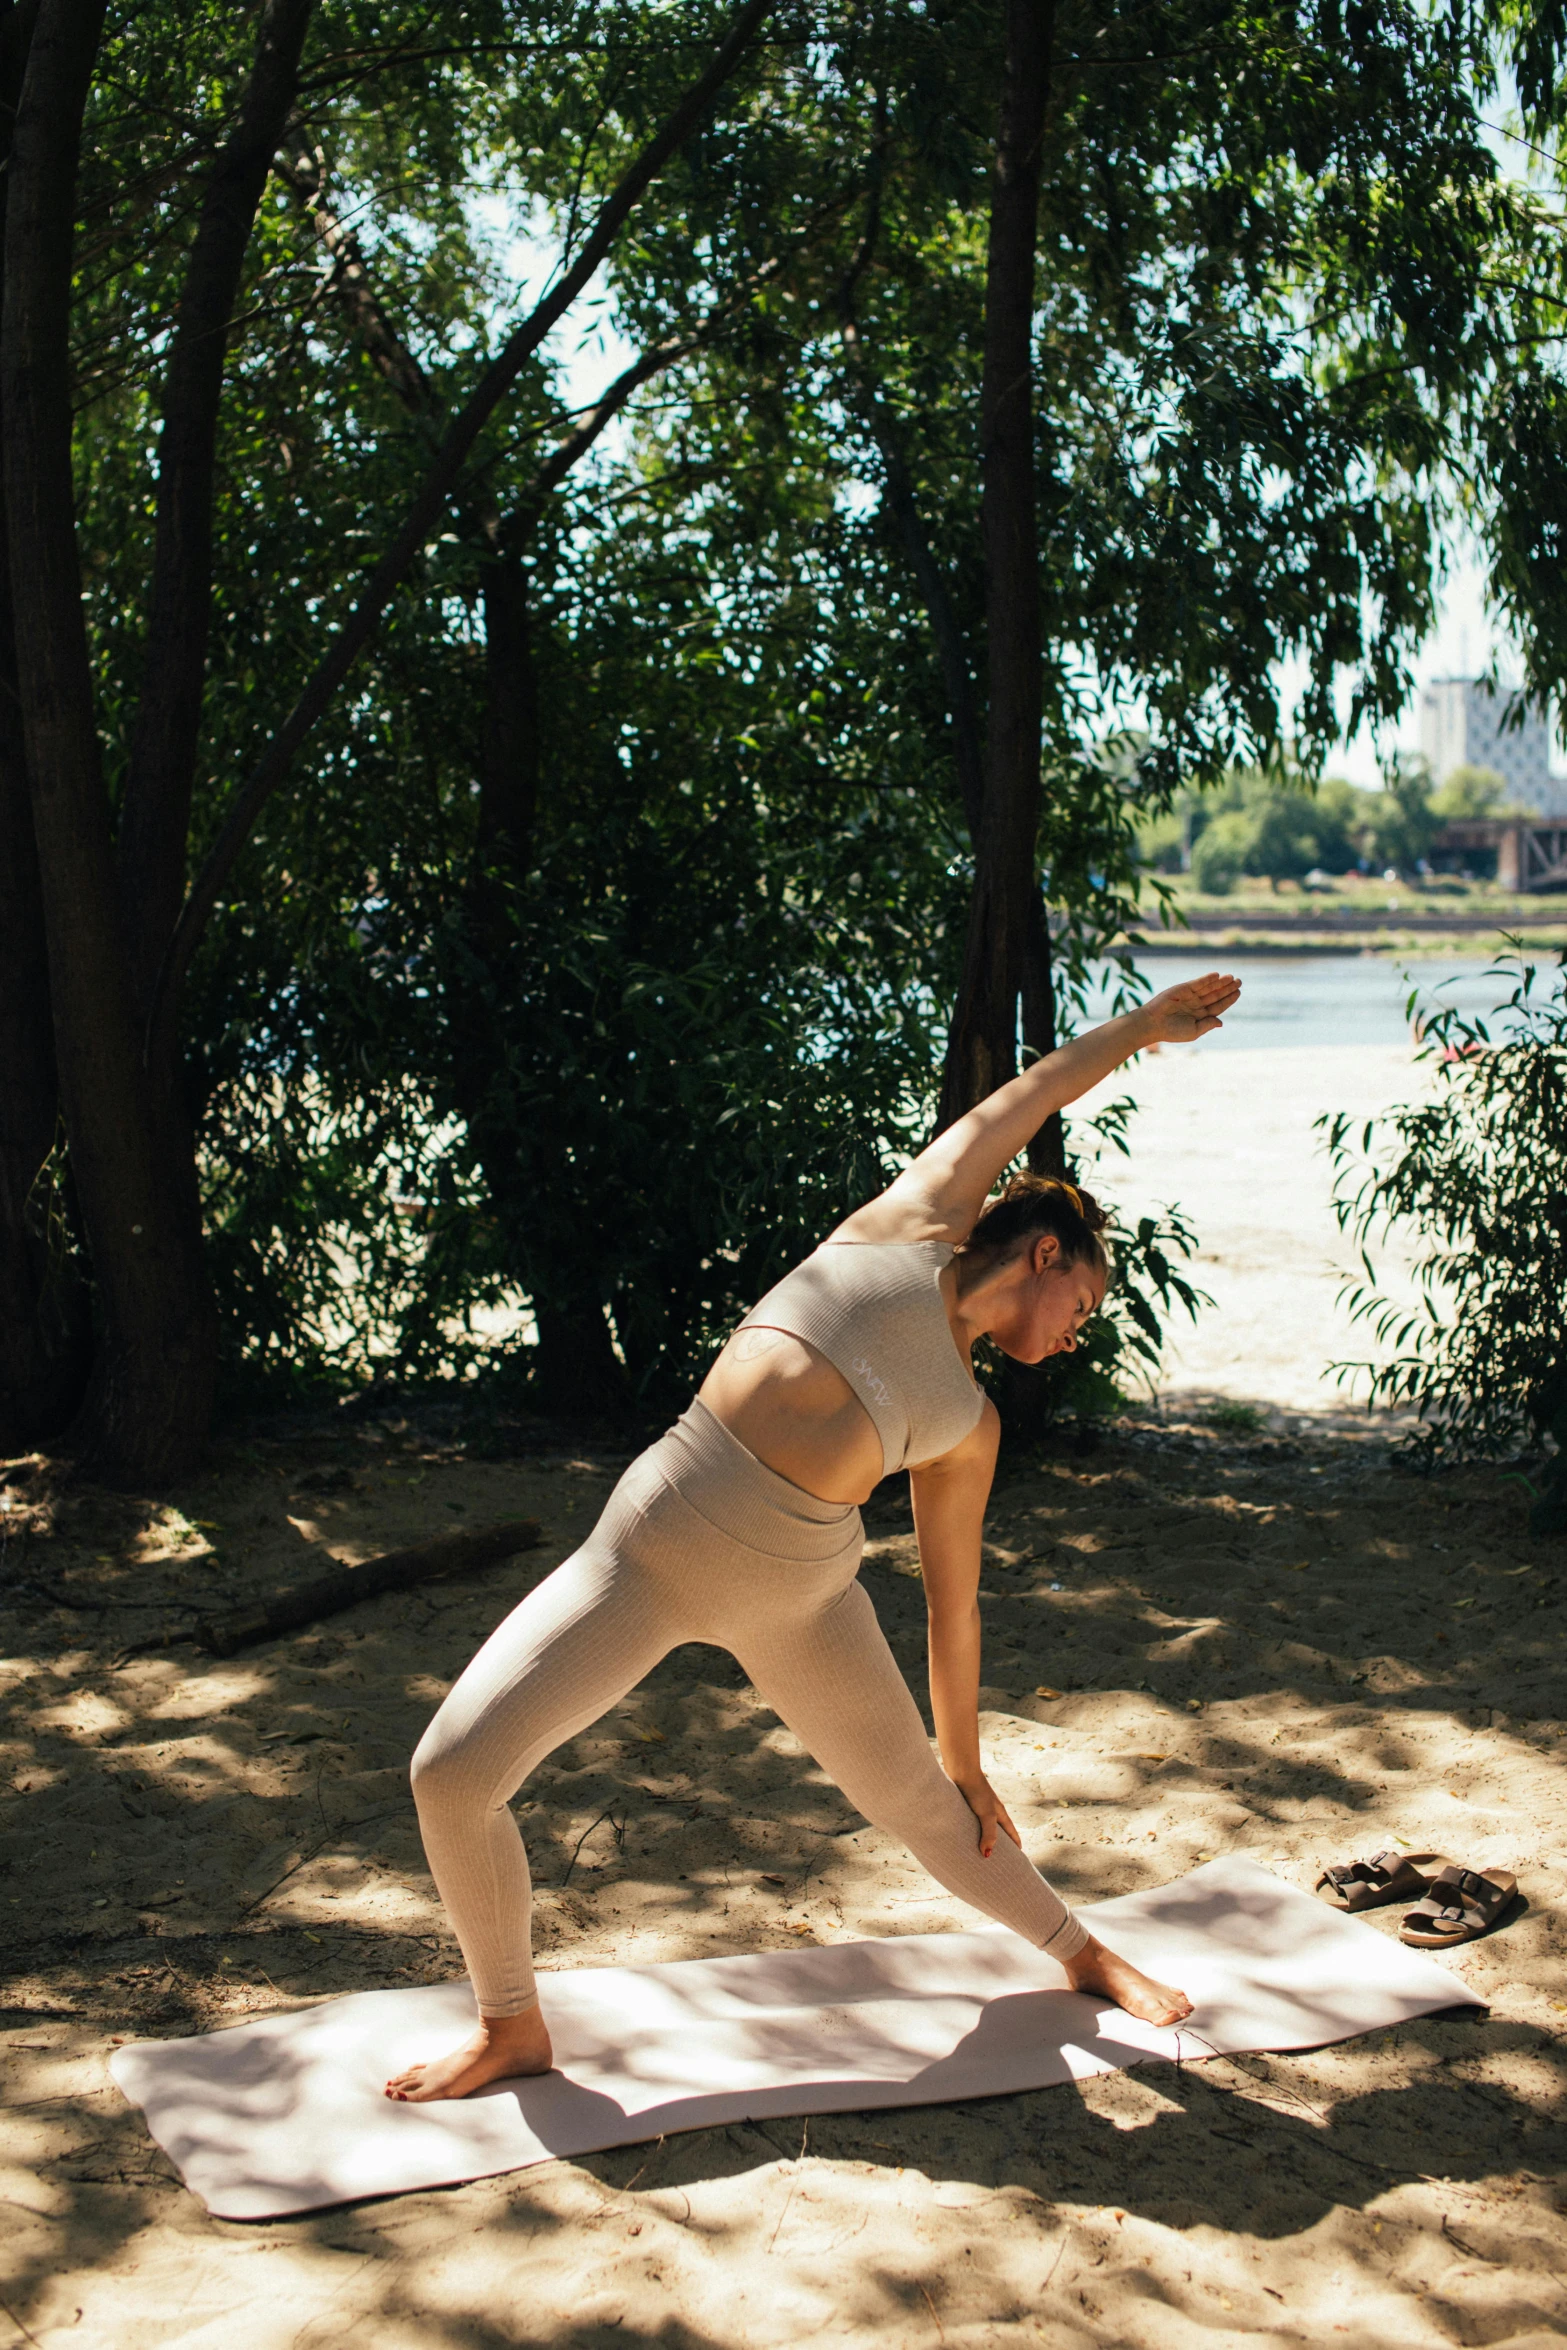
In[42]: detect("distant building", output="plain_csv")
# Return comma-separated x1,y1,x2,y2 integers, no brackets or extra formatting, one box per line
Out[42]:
1418,677,1567,816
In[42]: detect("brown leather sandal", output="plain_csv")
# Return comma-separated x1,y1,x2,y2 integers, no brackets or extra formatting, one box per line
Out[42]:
1399,1863,1518,1948
1314,1849,1449,1914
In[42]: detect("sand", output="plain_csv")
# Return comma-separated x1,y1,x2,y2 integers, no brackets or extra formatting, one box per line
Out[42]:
1075,1041,1433,1420
3,1034,1565,2345
4,1386,1565,2347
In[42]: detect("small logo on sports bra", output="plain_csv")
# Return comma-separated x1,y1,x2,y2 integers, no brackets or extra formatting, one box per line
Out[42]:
851,1356,891,1407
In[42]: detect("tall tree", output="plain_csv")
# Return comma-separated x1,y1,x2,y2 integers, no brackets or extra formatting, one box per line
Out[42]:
119,0,316,1015
873,0,1506,1176
1468,7,1567,726
279,131,847,1413
0,0,90,1445
2,0,775,1478
938,0,1053,1139
13,0,1516,1460
5,0,218,1485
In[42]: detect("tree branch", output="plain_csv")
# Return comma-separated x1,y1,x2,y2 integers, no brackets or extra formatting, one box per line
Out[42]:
148,0,777,1066
274,121,441,423
282,121,847,549
836,183,985,843
118,0,316,1017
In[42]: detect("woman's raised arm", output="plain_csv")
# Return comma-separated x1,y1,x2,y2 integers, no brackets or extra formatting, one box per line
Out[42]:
836,971,1240,1245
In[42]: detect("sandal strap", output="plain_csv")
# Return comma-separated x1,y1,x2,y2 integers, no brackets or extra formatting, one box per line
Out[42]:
1323,1850,1403,1895
1403,1866,1506,1932
1405,1891,1467,1926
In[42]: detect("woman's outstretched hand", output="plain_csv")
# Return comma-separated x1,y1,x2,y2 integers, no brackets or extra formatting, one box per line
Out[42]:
1140,970,1241,1045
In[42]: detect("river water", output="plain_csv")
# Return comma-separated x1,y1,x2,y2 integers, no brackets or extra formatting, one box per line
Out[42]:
1084,949,1545,1051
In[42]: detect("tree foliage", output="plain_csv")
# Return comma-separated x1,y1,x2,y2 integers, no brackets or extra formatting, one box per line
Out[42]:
0,0,1541,1467
1319,948,1567,1524
1141,752,1516,893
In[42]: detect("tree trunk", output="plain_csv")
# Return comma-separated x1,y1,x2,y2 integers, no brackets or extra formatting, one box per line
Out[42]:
837,156,985,843
1019,884,1065,1176
0,0,91,1447
937,0,1053,1134
531,1301,631,1420
0,466,90,1446
476,553,541,880
840,328,985,843
1000,878,1069,1437
456,555,629,1419
117,0,315,1017
3,0,217,1482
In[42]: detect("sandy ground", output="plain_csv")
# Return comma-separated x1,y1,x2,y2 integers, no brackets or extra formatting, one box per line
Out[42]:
3,1384,1565,2349
2,1030,1561,2347
1076,1042,1432,1421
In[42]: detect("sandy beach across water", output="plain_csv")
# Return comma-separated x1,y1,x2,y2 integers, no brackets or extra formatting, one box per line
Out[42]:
1077,1041,1432,1422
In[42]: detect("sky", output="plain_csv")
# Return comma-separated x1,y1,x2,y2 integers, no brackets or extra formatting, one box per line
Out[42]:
1282,527,1556,792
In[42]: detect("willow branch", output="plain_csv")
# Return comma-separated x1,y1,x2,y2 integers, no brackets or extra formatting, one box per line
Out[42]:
147,0,776,1065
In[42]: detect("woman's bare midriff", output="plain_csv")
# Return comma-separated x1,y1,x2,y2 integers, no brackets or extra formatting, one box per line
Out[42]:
697,1327,887,1504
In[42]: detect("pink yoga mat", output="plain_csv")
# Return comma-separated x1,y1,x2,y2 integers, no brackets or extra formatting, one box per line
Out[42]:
110,1857,1482,2218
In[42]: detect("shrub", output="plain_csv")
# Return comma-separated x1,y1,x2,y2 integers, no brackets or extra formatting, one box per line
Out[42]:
1360,758,1441,875
1318,947,1567,1530
1190,808,1256,894
1201,1400,1266,1433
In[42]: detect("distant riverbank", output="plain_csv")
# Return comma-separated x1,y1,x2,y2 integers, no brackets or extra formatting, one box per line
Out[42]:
1119,874,1567,956
1137,909,1567,944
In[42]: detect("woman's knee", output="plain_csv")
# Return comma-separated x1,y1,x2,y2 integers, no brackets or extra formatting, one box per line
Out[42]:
410,1693,554,1818
410,1710,490,1815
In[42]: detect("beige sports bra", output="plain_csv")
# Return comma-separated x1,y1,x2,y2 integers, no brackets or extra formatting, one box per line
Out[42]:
735,1240,984,1477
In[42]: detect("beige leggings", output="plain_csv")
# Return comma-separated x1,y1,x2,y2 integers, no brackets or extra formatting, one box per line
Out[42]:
411,1400,1086,2015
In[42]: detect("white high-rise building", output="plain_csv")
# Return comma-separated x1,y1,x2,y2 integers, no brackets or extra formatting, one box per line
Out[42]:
1418,678,1567,815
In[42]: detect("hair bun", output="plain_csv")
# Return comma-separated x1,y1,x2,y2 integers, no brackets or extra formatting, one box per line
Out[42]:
991,1170,1110,1235
963,1170,1112,1267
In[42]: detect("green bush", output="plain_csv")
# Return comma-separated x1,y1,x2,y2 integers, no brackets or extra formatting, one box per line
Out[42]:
1431,763,1511,821
1190,808,1256,893
1318,946,1567,1530
1201,1400,1266,1433
1360,759,1440,875
1182,761,1361,893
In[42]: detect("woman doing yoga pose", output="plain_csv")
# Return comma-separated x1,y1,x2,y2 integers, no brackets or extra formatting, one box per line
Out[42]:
386,972,1239,2101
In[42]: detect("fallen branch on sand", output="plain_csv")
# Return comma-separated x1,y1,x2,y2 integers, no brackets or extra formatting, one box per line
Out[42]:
191,1520,543,1656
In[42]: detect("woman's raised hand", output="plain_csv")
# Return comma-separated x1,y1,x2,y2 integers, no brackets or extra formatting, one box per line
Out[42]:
1140,970,1241,1044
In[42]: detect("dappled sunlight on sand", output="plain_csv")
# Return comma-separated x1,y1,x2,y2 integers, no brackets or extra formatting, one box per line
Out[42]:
2,1405,1564,2345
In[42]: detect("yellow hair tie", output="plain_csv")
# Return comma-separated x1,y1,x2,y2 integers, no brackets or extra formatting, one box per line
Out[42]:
1059,1181,1083,1217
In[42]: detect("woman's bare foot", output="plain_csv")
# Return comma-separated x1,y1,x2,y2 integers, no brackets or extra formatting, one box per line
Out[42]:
384,2004,553,2102
1061,1933,1194,2029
